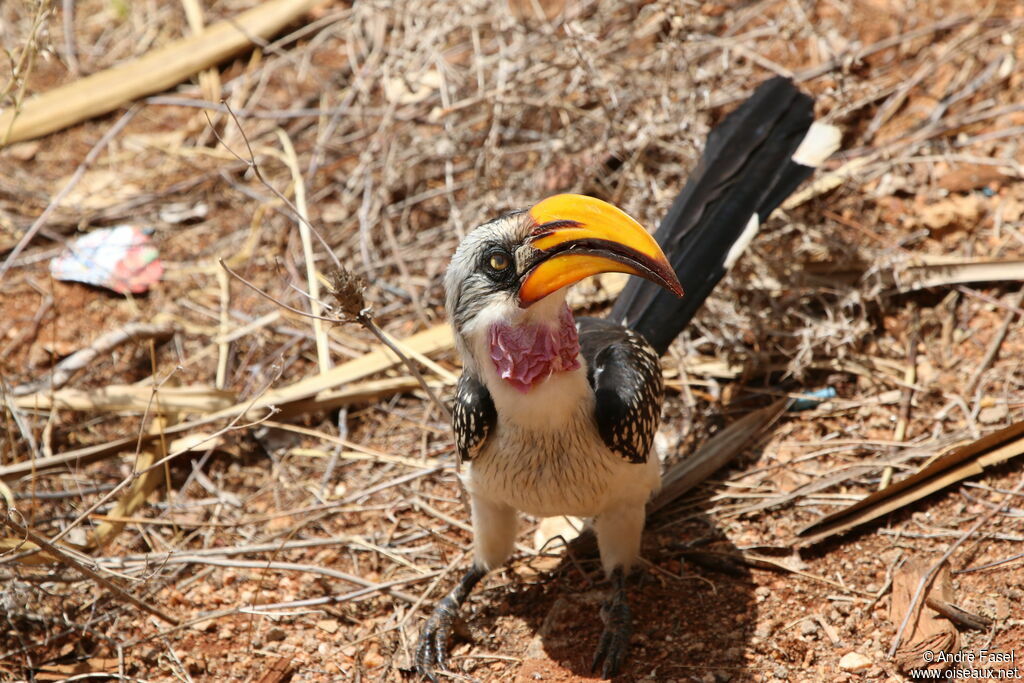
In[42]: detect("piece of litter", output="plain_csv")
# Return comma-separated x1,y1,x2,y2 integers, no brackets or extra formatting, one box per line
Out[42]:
50,225,162,294
788,387,837,411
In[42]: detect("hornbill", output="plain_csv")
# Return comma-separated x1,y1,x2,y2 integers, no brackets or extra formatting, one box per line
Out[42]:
416,77,839,679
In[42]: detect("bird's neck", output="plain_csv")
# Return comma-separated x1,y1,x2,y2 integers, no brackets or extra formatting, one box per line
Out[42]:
486,304,581,393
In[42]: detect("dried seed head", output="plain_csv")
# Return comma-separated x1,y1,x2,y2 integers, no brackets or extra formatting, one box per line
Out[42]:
329,267,367,319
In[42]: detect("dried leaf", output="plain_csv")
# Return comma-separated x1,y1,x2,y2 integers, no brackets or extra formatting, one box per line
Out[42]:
889,558,959,673
59,171,141,211
507,0,570,21
938,164,1010,192
254,656,295,683
916,194,981,230
382,69,442,105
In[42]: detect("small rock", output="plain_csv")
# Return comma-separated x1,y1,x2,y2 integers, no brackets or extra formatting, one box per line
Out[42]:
316,619,339,634
265,627,287,642
979,404,1009,424
190,618,216,633
363,644,385,668
4,140,40,161
800,620,818,637
839,652,872,672
773,665,788,678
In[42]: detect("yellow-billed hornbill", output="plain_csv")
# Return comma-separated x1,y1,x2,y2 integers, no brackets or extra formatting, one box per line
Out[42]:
416,77,839,679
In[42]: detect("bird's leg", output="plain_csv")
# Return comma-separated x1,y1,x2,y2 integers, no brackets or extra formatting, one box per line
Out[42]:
592,566,633,678
416,495,515,679
591,503,644,677
415,564,486,681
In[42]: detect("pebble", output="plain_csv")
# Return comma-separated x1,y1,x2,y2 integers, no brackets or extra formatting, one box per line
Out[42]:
316,619,339,634
363,645,385,669
800,620,818,637
979,404,1009,424
839,652,872,672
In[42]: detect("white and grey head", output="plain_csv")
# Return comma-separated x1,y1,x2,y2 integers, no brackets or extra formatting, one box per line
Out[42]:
444,209,531,360
443,194,683,381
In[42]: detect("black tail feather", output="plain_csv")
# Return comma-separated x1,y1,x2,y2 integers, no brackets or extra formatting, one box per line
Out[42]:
609,77,822,356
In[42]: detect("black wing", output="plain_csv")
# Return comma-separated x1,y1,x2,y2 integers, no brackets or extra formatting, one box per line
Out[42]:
452,371,496,462
578,317,664,464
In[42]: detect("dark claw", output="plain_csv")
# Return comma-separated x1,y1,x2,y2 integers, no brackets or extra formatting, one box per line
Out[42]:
415,597,459,681
591,571,633,678
416,564,487,680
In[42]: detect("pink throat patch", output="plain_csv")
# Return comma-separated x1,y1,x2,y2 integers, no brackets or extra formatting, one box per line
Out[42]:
488,305,581,393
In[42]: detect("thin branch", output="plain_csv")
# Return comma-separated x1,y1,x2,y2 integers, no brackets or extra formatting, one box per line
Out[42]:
107,555,419,604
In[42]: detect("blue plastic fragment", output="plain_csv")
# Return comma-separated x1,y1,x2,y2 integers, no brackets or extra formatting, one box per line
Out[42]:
788,387,837,411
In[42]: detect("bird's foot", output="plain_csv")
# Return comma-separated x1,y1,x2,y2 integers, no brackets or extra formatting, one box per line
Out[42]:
591,568,632,679
415,564,486,681
415,596,460,682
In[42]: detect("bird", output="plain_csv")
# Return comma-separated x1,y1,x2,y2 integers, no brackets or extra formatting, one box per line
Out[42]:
415,77,840,680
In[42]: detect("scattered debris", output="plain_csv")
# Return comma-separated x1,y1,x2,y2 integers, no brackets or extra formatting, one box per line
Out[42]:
49,225,163,294
797,420,1024,545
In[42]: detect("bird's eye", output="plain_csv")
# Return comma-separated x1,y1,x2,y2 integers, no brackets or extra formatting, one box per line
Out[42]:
488,251,510,272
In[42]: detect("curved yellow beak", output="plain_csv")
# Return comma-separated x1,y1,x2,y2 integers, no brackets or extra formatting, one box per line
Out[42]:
518,194,684,306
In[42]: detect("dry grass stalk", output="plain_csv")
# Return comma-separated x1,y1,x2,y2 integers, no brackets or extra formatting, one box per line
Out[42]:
648,399,789,516
0,0,49,145
88,415,173,551
277,128,331,374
